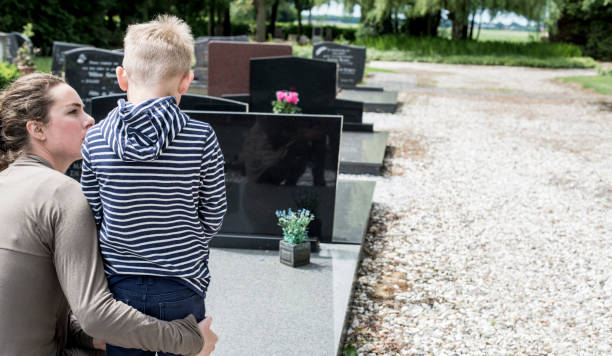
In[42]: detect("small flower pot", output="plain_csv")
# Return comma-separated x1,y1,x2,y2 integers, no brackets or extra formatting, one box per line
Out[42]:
18,65,35,75
279,240,310,267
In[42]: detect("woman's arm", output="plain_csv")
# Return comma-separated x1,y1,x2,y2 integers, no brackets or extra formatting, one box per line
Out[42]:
52,179,204,355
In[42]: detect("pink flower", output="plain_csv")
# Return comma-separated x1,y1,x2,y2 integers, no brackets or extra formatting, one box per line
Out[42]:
276,90,287,102
287,91,299,105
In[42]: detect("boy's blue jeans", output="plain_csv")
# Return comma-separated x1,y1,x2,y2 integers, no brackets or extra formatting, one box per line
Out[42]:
105,276,206,356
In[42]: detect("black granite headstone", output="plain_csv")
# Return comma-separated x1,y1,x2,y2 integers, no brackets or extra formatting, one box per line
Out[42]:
248,56,371,132
313,42,366,88
312,26,323,43
64,48,123,107
194,35,249,84
249,56,337,114
51,41,91,76
185,110,342,245
89,93,248,123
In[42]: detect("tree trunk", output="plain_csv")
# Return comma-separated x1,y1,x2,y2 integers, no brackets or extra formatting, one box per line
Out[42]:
215,5,224,35
268,0,280,39
449,10,469,40
208,0,216,36
223,4,231,36
255,0,267,42
295,0,303,35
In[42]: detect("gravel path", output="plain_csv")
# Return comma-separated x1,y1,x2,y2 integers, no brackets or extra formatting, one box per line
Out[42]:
343,62,612,355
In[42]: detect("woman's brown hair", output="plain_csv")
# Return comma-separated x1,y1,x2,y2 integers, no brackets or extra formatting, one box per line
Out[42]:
0,73,64,170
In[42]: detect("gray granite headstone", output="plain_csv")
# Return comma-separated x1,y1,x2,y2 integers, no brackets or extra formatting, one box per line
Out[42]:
313,42,366,88
194,35,249,85
51,41,91,76
0,32,30,64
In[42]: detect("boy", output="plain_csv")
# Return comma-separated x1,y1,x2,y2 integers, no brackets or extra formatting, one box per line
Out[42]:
80,15,227,356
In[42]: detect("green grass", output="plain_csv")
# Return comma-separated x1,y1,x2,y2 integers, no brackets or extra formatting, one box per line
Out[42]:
561,75,612,95
34,57,52,73
439,28,543,43
365,66,396,73
292,40,597,69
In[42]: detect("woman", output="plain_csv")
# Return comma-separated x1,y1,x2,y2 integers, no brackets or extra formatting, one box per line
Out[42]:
0,73,217,356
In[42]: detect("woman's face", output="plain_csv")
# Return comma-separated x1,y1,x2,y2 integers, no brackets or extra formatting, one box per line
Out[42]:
43,83,94,164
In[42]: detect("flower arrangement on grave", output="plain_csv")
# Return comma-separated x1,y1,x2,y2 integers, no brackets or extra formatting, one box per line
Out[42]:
275,208,314,244
14,23,38,74
15,44,39,68
272,90,302,114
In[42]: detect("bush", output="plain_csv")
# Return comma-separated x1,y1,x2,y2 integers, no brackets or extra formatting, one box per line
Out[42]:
0,62,20,89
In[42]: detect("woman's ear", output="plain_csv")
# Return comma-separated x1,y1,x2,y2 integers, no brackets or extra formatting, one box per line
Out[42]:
116,66,129,91
25,120,46,142
178,70,194,95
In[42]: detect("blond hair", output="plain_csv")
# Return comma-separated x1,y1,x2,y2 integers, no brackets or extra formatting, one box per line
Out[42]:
123,15,194,86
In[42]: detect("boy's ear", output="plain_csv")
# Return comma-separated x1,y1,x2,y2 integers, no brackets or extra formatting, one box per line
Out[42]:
116,66,129,91
178,70,194,95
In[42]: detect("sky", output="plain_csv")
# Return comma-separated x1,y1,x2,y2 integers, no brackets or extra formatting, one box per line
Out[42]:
307,2,531,26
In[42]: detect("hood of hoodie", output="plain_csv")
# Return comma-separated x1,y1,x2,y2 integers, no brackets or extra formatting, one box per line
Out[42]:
100,96,188,161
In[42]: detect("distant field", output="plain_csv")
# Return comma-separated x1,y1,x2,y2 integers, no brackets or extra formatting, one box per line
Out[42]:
438,28,543,43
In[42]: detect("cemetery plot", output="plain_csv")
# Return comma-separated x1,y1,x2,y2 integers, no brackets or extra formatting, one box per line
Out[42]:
208,41,292,97
249,56,372,132
313,42,366,89
185,110,342,245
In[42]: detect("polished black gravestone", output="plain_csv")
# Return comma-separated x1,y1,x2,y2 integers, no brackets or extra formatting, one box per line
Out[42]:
184,110,342,248
193,35,249,84
249,56,372,132
65,94,250,182
89,93,248,122
313,42,366,89
64,48,123,108
51,41,91,76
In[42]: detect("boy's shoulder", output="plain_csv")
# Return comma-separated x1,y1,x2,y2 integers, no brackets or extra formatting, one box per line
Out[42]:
181,111,214,134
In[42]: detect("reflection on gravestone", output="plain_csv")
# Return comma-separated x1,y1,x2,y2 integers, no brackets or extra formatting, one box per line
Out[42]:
185,110,342,243
313,42,366,88
64,48,123,104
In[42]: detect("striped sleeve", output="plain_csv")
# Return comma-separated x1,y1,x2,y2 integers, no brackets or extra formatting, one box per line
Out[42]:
80,137,103,228
198,128,227,237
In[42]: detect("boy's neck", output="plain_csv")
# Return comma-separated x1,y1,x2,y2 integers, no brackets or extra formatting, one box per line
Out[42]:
127,85,180,106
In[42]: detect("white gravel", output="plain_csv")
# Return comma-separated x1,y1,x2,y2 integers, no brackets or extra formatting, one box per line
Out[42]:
344,62,612,355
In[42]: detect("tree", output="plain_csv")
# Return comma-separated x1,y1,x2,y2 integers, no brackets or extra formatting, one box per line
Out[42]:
254,0,267,41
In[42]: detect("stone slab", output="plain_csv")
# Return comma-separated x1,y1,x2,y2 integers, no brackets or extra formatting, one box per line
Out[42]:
210,178,375,248
206,242,362,356
194,35,249,85
332,180,375,244
208,41,292,97
337,89,399,113
51,41,91,76
339,131,388,175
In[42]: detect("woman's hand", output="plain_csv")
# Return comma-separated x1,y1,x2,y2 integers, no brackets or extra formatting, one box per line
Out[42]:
92,338,106,350
197,316,218,356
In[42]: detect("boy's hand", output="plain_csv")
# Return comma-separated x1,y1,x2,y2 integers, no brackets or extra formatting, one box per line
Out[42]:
197,316,218,356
